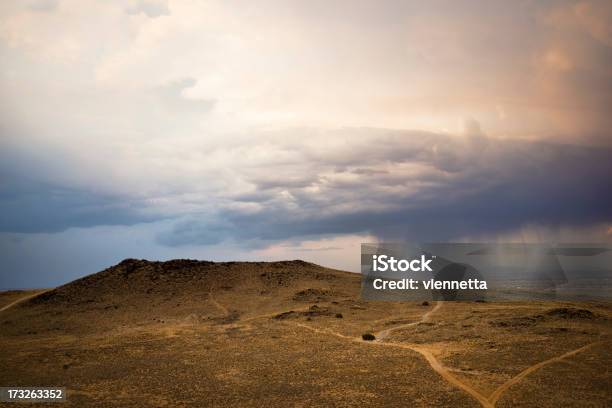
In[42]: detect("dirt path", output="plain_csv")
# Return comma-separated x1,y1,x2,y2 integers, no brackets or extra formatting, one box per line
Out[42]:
0,290,49,313
376,301,442,341
208,287,229,316
287,313,493,408
279,301,600,408
411,344,493,408
373,301,493,406
283,301,492,407
488,341,600,405
293,322,355,340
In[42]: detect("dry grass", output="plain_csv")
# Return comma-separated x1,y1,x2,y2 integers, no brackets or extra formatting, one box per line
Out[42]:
0,259,610,407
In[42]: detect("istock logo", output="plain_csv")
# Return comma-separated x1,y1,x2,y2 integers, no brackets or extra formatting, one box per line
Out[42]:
372,254,434,272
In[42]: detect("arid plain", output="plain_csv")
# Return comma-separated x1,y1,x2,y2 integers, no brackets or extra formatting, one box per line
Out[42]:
1,260,610,407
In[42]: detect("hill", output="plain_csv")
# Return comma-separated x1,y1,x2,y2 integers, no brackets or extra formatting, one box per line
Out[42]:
3,259,359,335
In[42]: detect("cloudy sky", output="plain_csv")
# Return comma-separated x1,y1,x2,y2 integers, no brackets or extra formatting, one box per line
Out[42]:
1,0,611,288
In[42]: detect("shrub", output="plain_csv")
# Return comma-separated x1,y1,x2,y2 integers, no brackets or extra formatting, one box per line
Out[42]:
362,333,376,341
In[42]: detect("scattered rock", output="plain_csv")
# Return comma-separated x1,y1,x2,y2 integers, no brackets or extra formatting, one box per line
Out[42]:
545,308,595,319
385,318,413,326
273,311,296,320
273,306,335,320
293,288,332,302
421,301,429,306
490,316,543,328
491,307,597,328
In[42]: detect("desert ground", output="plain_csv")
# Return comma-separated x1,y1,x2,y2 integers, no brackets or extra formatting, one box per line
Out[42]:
1,259,610,407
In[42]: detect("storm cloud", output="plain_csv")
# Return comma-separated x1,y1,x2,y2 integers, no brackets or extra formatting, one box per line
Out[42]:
1,0,611,287
157,130,612,246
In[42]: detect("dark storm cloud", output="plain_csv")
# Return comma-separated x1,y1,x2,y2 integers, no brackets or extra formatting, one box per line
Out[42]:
0,178,154,233
158,132,612,246
2,127,610,243
0,148,155,233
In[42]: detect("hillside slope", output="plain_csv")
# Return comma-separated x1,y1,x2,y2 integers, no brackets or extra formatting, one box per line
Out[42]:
2,259,360,334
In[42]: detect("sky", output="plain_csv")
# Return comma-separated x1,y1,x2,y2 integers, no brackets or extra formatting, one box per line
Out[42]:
1,0,611,288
